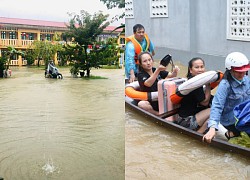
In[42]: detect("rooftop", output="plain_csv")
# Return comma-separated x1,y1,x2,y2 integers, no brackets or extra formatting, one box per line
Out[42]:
0,17,123,32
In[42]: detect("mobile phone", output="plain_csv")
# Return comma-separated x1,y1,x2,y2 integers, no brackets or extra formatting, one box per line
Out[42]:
160,54,172,67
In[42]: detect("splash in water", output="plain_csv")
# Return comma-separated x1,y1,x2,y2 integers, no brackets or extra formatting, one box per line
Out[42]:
42,158,58,175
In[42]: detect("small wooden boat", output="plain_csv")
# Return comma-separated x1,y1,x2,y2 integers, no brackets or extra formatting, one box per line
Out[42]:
125,74,250,157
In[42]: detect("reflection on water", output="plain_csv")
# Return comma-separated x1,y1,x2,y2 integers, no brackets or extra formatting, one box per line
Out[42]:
125,62,250,180
0,67,124,180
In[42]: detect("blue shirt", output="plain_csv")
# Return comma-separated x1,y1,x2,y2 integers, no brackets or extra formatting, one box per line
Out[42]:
125,38,154,79
208,75,250,129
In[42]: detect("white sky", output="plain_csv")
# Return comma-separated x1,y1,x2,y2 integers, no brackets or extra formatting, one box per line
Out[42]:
0,0,124,26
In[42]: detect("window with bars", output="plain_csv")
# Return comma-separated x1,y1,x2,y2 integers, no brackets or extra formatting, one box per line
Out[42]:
40,34,52,41
120,37,125,44
125,0,134,19
150,0,169,18
1,31,6,39
45,34,52,41
227,0,250,41
9,31,17,39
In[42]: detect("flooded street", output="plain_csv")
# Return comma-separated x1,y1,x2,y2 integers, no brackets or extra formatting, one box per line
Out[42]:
1,64,250,180
0,67,124,180
125,62,250,180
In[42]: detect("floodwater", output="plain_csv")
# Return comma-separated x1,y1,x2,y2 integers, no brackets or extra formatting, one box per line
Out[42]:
0,67,124,180
125,62,250,180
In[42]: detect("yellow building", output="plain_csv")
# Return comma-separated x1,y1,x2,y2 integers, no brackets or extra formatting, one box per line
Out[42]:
0,17,123,66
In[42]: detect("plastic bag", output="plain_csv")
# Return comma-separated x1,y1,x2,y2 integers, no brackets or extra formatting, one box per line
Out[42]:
234,99,250,134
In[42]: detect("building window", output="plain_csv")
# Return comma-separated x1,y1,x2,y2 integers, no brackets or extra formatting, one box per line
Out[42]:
40,34,52,41
1,31,6,39
21,32,28,40
150,0,169,18
1,50,7,56
10,54,17,60
29,33,34,40
125,0,134,18
9,31,17,39
40,34,44,41
227,0,250,41
120,37,125,44
45,34,51,41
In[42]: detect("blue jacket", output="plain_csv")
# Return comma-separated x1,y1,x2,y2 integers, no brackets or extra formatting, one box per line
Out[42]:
208,75,250,129
125,38,154,79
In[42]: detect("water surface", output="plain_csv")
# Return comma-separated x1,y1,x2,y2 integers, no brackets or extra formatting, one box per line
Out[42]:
0,67,124,180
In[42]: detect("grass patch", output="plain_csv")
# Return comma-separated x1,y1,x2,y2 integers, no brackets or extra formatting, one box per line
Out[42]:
82,75,108,80
100,65,121,69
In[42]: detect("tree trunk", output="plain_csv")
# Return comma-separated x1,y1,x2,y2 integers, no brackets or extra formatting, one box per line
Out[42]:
0,70,3,78
5,57,11,71
86,69,90,77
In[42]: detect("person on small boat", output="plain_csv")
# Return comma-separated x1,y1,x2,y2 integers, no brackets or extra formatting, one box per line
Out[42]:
203,52,250,143
125,24,155,83
177,57,212,134
137,52,180,116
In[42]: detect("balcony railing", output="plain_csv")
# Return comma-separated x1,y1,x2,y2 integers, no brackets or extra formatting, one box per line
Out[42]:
10,60,18,66
21,40,33,47
0,39,33,48
1,39,18,46
8,59,44,66
0,39,73,48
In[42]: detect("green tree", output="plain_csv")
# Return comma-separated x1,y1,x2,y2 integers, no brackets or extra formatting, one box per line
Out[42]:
5,46,24,70
100,0,125,9
31,40,62,67
100,0,125,24
0,46,23,77
0,56,7,77
100,37,122,66
24,49,36,66
65,10,109,77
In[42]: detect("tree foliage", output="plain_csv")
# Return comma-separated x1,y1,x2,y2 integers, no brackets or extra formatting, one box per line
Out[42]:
65,10,110,77
0,56,7,77
0,46,23,77
99,38,123,66
100,0,125,24
100,0,125,9
5,46,24,70
31,40,63,67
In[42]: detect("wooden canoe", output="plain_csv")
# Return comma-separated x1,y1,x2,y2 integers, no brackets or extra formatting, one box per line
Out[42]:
125,95,250,157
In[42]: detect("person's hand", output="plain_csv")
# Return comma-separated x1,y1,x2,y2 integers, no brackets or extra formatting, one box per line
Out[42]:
158,64,167,71
202,127,216,143
168,65,180,78
152,50,155,56
129,73,136,83
173,66,180,73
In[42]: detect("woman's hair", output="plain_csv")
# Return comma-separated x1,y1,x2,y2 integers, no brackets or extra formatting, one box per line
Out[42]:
186,57,205,78
138,51,153,72
222,69,233,83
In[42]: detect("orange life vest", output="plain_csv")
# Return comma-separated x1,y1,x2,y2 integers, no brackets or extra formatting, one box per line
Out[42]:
126,33,150,64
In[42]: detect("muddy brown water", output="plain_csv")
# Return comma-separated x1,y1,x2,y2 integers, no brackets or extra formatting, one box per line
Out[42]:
0,67,124,180
0,64,249,180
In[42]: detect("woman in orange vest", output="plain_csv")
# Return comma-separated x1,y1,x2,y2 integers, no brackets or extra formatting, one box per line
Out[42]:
125,24,155,83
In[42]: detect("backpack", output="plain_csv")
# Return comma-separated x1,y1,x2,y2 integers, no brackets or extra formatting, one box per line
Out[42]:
234,99,250,134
